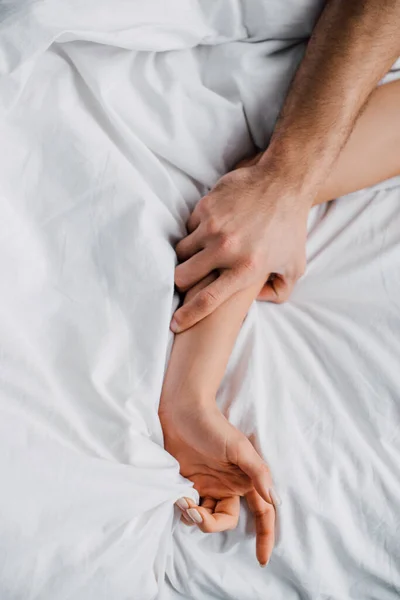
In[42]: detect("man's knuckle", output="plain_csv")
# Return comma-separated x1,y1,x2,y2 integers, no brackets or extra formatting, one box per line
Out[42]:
218,231,235,252
206,216,220,236
197,289,217,310
242,253,259,273
176,240,189,260
199,195,211,213
173,312,184,328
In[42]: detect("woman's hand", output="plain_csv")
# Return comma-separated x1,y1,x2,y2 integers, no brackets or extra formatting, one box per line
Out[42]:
159,400,277,566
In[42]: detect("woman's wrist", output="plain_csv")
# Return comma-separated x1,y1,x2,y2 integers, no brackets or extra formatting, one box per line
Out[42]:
159,382,217,423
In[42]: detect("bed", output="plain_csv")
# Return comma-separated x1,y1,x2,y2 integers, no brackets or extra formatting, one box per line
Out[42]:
0,1,399,598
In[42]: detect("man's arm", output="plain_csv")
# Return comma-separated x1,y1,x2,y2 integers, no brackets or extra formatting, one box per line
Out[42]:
260,0,400,196
171,0,400,332
236,79,400,205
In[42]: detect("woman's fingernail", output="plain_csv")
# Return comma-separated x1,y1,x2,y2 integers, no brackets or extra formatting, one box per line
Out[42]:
269,488,282,507
181,512,192,524
170,318,180,333
259,563,267,568
176,498,189,511
186,508,203,524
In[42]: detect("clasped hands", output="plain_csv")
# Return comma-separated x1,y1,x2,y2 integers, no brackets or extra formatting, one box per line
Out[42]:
171,152,311,333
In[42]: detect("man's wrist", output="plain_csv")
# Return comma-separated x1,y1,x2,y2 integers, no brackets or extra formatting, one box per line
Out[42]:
255,142,319,210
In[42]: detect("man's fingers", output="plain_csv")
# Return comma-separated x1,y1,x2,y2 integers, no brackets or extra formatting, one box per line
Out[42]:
174,250,216,292
235,438,273,504
175,228,203,262
245,489,275,566
187,206,202,233
171,271,242,332
257,275,294,304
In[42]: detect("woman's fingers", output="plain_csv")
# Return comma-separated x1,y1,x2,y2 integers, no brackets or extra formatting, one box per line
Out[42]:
192,496,240,533
198,496,240,533
181,511,195,525
245,488,275,567
177,490,276,566
200,496,217,514
177,496,240,532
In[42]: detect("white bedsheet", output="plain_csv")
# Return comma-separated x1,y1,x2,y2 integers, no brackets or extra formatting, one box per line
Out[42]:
0,1,399,599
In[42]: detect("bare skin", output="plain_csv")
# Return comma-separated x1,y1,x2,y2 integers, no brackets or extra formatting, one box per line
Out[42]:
239,80,400,209
160,277,275,567
171,0,400,333
159,79,400,566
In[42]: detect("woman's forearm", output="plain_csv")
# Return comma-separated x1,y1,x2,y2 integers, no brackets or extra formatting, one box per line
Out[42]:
160,276,261,415
315,80,400,204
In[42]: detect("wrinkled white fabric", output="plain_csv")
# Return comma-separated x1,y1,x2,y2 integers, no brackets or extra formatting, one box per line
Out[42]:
0,1,399,599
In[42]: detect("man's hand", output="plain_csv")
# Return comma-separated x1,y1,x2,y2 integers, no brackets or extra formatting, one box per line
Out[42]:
172,160,311,332
159,400,277,566
171,0,400,334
